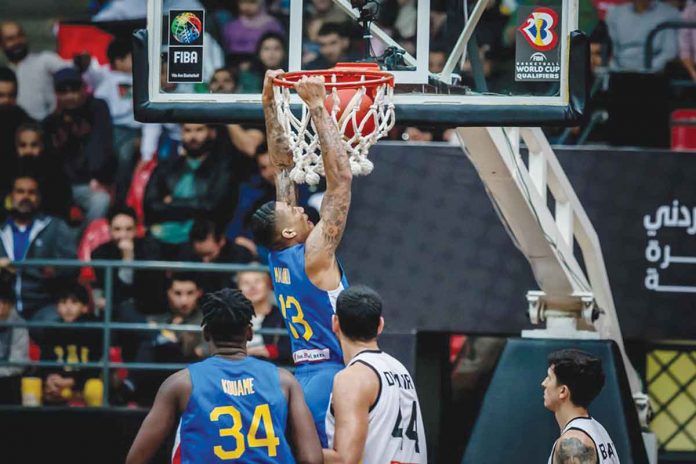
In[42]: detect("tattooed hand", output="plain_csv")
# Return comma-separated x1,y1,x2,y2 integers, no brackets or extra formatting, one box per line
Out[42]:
262,69,284,105
555,437,597,464
294,76,327,109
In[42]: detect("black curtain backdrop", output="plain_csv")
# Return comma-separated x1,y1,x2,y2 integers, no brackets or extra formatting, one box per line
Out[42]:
339,143,696,340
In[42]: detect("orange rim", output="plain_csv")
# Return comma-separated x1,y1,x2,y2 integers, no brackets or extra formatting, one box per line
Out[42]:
272,66,394,90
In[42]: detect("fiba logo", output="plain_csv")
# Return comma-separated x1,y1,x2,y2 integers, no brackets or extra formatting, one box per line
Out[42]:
171,12,202,44
518,7,559,51
530,53,546,62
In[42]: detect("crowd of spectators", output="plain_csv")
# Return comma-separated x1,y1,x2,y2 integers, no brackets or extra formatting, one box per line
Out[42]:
0,0,694,406
0,15,297,405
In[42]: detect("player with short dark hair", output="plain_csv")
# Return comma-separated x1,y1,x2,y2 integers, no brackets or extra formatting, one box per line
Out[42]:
334,285,381,340
542,349,620,463
251,70,352,446
126,288,322,464
324,285,427,464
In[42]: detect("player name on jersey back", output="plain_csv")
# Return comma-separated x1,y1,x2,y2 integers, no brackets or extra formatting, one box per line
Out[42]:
273,266,291,285
220,377,255,396
384,370,415,390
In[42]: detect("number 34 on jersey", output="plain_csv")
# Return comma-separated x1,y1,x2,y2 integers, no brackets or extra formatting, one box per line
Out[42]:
209,404,280,460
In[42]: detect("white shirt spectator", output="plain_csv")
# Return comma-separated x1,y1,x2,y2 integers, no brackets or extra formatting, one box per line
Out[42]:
606,0,680,72
9,51,70,120
92,0,147,21
83,62,141,129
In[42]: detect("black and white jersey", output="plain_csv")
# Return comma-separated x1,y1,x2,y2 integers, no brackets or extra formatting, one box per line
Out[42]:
326,350,427,463
548,416,620,464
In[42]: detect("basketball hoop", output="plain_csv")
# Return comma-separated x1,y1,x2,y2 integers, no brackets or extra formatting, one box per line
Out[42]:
272,63,396,185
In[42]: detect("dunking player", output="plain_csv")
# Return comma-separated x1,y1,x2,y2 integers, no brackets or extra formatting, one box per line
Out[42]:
324,286,427,463
126,289,322,464
542,349,620,464
251,70,351,446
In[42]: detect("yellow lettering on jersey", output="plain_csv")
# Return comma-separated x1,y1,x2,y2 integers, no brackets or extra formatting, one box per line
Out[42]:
221,378,256,396
273,267,291,285
243,378,254,395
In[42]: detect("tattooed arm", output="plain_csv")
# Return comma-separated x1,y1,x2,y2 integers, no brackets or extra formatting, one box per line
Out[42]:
262,70,297,206
554,431,598,464
294,76,352,290
275,169,298,206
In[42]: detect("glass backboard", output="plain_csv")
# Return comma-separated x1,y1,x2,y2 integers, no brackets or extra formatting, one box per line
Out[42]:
133,0,588,126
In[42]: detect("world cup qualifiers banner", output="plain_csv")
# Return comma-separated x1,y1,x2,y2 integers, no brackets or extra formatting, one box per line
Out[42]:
168,10,204,83
515,6,562,82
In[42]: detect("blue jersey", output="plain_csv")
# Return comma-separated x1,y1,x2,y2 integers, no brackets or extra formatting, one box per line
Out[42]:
268,244,348,365
173,356,295,464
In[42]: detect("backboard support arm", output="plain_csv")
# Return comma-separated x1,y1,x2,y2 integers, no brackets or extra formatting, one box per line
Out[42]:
455,126,642,395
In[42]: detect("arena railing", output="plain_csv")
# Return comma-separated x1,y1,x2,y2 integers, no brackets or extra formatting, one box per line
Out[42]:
645,21,696,71
0,259,287,406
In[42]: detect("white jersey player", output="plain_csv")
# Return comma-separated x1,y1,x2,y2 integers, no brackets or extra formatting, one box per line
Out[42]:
543,349,620,464
323,286,427,464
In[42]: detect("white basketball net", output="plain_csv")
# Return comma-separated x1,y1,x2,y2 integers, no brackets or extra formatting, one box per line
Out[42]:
273,73,395,186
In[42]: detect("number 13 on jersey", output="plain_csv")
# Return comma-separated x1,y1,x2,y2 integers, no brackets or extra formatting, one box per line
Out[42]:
278,294,313,341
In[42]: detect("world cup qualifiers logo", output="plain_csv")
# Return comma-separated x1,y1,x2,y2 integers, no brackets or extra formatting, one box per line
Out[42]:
518,7,559,51
171,12,202,44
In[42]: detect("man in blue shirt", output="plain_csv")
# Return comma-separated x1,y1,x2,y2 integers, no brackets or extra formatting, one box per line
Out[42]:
0,174,76,319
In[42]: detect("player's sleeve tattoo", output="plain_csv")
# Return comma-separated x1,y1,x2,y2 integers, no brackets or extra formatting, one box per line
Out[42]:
275,168,298,206
554,437,598,464
264,95,298,206
319,189,351,246
263,100,293,170
309,105,352,250
309,106,351,187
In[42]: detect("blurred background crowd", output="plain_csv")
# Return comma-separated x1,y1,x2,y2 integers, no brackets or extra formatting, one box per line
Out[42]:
0,0,694,407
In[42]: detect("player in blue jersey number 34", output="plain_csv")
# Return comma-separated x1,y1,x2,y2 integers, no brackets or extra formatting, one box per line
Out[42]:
125,289,322,464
